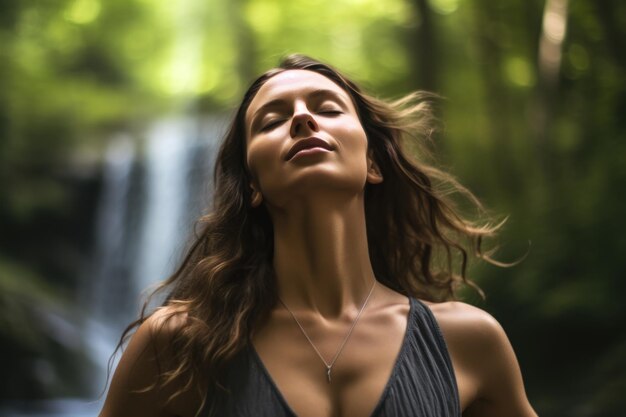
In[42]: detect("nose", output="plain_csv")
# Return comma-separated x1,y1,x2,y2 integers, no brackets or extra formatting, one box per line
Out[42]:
290,106,319,138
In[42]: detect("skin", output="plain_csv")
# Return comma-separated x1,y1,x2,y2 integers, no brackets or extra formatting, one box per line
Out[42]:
99,70,537,417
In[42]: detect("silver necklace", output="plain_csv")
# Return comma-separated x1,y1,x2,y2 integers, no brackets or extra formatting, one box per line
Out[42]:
278,279,377,383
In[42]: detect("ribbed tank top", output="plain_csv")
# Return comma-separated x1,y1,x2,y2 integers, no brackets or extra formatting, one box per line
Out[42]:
205,297,461,417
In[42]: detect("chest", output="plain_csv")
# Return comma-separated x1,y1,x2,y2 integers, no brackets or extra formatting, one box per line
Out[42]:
249,304,411,417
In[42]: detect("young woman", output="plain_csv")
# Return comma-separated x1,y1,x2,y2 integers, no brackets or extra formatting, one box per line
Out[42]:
99,55,537,417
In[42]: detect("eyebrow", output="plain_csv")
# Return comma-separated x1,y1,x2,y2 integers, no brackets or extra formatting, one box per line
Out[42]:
249,88,349,130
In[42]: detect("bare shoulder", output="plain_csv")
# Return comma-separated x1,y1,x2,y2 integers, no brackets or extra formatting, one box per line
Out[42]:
422,300,505,348
99,305,200,417
421,300,538,417
124,305,191,366
145,304,190,342
421,301,510,378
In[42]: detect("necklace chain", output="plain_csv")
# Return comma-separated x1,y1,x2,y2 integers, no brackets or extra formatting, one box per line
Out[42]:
278,279,377,383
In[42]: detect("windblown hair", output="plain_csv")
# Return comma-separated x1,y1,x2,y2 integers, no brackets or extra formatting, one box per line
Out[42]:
112,54,504,416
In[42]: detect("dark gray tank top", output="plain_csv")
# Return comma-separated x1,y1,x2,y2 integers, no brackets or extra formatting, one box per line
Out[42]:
206,297,461,416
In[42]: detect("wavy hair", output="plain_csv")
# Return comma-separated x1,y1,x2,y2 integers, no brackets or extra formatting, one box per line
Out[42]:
111,54,504,416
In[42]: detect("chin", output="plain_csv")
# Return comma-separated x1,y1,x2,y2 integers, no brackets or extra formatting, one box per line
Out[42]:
263,169,368,205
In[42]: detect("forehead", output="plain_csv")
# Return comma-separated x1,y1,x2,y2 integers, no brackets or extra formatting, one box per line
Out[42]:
245,70,352,121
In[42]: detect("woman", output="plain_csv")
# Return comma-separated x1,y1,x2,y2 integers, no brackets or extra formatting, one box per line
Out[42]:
99,55,537,417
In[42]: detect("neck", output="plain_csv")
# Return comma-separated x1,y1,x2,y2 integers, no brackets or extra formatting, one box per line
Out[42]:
269,193,377,319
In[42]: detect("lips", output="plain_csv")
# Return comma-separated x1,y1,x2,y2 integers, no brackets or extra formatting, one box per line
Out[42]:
285,137,334,161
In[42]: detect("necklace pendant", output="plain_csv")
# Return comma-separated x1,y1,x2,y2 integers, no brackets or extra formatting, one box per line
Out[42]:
279,280,377,384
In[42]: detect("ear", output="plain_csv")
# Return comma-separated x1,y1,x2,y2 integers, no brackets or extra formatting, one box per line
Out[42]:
250,182,263,207
366,153,383,184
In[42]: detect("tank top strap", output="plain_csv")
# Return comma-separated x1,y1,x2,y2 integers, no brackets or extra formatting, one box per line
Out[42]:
380,297,461,416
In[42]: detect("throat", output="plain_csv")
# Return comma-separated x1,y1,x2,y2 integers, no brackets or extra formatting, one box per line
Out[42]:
270,195,377,318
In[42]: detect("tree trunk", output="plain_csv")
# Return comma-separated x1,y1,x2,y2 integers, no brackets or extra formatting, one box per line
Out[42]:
407,0,438,91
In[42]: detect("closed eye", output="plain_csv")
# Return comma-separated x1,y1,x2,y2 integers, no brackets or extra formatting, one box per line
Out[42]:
318,110,342,115
261,119,285,131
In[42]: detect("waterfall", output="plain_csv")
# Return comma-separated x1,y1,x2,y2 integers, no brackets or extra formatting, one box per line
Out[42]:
89,116,221,407
85,133,137,399
133,118,197,301
93,115,222,377
1,116,224,416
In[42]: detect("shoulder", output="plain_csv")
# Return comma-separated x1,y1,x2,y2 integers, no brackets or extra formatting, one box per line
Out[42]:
143,305,190,343
122,305,190,365
420,300,537,417
421,300,505,350
99,306,200,417
420,300,509,379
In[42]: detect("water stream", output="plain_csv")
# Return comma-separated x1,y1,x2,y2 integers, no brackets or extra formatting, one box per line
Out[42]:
2,116,223,416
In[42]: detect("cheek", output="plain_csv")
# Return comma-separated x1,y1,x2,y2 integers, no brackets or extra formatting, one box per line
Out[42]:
337,121,369,156
246,140,279,185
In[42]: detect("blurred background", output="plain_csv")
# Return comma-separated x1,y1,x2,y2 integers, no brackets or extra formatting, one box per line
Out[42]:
0,0,624,415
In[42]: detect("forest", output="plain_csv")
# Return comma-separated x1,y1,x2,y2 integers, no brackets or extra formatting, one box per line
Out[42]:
0,0,624,415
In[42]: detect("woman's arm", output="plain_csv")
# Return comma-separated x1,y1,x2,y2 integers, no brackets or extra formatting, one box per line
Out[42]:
432,302,538,417
99,310,199,417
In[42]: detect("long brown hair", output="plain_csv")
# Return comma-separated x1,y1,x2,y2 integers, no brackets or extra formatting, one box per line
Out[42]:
112,54,503,415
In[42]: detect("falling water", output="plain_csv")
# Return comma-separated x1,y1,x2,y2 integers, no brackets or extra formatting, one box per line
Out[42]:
1,116,223,416
93,115,222,387
133,118,198,300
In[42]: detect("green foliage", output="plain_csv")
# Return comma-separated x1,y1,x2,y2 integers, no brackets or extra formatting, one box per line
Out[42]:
0,258,92,398
0,258,58,347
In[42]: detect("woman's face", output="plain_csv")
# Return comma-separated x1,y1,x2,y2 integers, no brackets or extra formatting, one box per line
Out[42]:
244,70,380,208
